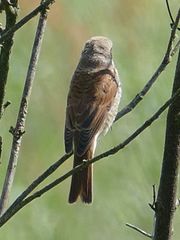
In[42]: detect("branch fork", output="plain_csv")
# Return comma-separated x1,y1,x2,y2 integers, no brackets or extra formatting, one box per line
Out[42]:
9,126,25,139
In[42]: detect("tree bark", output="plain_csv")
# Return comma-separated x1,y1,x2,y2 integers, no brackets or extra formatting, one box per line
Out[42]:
0,0,18,118
0,4,48,215
153,49,180,239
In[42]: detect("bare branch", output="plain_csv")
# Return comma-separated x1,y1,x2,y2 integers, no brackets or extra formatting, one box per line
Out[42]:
0,100,11,118
115,8,180,122
0,136,2,162
126,223,152,238
0,2,52,215
0,0,18,118
165,0,175,24
0,87,180,227
1,152,72,212
153,49,180,239
3,100,11,110
0,2,179,230
0,152,72,225
165,0,180,30
149,185,157,212
0,0,55,44
171,40,180,57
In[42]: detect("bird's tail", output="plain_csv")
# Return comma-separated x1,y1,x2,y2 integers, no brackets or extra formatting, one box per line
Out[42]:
68,149,93,204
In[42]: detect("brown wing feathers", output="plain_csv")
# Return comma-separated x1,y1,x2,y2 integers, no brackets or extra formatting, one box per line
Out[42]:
65,72,118,155
65,71,118,203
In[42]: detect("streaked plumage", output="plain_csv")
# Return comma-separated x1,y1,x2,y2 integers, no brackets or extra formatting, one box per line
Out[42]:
65,36,121,203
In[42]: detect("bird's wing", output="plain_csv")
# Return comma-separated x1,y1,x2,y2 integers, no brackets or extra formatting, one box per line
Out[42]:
65,70,118,156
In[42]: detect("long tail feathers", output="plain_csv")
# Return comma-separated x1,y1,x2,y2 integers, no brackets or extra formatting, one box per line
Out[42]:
68,150,93,204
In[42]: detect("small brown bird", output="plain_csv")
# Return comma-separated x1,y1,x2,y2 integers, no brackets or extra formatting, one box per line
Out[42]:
64,36,121,203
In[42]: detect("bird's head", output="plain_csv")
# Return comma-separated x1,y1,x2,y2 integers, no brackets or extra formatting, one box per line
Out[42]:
77,36,113,73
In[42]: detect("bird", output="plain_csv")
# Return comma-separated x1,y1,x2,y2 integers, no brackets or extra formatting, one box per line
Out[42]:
64,36,121,204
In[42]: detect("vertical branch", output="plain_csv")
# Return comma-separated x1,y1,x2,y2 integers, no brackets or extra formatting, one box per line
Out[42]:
0,0,18,118
0,3,49,215
0,0,18,163
0,136,2,162
153,49,180,239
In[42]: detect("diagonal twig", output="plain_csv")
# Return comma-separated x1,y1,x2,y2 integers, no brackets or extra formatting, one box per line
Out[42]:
115,8,180,122
126,223,152,238
165,0,175,24
0,152,72,216
0,0,55,44
0,87,180,227
0,1,52,216
165,0,180,30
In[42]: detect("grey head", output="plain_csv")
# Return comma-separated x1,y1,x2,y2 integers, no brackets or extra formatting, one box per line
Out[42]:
76,36,113,73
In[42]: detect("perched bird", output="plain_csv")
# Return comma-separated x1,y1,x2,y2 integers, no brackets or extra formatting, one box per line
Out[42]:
64,36,121,203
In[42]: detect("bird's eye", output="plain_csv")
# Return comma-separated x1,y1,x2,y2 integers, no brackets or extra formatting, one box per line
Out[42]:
99,45,105,50
83,49,88,54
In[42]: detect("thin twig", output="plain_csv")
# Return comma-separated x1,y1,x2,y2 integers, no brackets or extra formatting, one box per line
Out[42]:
0,0,55,44
165,0,180,30
0,136,2,162
149,185,157,211
0,0,18,118
0,152,72,215
0,87,180,227
115,8,180,122
0,100,11,117
165,0,175,24
126,223,152,238
0,3,50,216
3,100,11,110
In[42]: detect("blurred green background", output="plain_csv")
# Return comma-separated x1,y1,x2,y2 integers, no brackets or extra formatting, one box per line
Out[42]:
0,0,180,239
